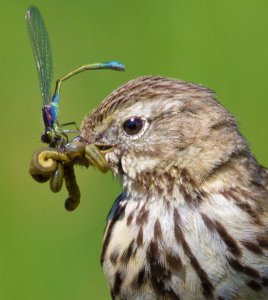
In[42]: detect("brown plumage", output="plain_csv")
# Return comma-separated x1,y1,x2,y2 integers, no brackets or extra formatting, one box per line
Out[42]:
80,76,268,300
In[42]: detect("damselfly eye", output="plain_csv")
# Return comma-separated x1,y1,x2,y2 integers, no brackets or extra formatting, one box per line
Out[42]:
123,117,144,136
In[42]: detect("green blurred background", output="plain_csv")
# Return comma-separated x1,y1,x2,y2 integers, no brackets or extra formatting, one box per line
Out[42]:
1,1,267,299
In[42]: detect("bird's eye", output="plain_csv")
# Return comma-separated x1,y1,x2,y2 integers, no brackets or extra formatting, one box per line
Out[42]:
123,117,144,136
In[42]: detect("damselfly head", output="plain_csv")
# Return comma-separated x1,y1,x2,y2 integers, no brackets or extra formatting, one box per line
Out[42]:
41,130,62,147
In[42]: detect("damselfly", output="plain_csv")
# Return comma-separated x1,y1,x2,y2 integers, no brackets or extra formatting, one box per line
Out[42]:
25,6,125,147
26,6,125,210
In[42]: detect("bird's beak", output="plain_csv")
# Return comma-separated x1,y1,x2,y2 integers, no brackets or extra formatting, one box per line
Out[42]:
84,144,115,173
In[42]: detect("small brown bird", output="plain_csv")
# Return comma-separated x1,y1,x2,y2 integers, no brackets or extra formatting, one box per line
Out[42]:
79,76,268,300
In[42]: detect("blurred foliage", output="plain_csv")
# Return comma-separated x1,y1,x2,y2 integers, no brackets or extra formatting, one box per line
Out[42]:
0,0,267,299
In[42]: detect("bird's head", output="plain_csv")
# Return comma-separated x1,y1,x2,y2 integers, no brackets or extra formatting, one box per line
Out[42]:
79,76,248,195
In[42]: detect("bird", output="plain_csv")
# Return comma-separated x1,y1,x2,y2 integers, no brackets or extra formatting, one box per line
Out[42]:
79,76,268,300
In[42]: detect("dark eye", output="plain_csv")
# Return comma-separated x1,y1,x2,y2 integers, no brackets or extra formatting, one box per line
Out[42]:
123,117,144,136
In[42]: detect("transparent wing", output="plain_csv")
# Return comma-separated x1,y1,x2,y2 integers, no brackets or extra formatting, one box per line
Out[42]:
25,6,53,104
